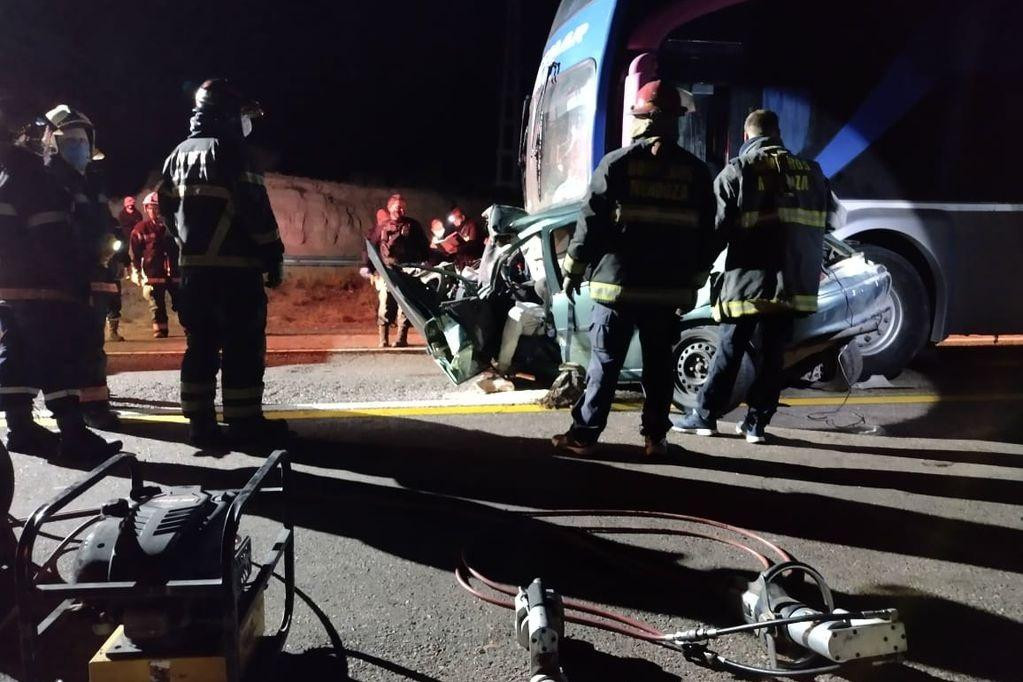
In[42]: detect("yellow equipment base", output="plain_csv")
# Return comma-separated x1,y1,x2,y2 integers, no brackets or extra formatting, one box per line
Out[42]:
89,592,264,682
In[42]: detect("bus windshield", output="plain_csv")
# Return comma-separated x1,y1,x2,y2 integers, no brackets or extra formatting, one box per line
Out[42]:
524,60,597,214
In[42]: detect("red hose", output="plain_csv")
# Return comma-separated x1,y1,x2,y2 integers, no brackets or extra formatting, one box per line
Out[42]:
455,509,792,646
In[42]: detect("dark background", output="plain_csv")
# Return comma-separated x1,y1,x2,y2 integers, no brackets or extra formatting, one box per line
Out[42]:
0,0,559,196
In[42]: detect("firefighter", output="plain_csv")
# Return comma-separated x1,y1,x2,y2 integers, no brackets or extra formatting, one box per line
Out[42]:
117,195,143,240
0,96,121,459
41,105,123,430
552,81,716,457
130,192,180,338
158,79,287,447
674,109,840,443
365,193,428,348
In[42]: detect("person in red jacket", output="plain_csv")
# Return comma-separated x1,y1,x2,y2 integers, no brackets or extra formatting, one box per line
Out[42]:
130,192,180,338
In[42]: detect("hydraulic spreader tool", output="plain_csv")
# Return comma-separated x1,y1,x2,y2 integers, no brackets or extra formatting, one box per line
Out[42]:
456,509,909,679
11,451,294,682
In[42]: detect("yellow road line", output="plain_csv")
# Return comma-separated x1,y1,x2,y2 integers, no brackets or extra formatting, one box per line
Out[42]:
5,393,1021,427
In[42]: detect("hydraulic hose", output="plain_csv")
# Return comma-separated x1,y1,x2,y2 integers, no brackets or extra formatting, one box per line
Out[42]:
455,509,849,677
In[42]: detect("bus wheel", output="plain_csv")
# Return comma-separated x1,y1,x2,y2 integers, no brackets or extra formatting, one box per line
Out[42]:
856,245,930,380
672,326,754,412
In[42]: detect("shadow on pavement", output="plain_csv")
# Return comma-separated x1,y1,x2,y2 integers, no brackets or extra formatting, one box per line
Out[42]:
21,417,1020,682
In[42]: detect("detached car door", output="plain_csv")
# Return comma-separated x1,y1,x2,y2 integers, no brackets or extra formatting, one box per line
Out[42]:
366,241,496,384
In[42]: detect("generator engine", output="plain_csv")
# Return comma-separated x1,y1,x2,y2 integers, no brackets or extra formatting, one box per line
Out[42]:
72,486,252,647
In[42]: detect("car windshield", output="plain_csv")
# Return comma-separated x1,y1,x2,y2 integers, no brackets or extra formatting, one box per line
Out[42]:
524,60,597,214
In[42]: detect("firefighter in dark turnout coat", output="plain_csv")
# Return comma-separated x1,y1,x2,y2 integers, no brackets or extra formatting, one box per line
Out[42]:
675,109,840,443
552,81,717,457
42,105,123,431
0,98,121,459
159,79,287,446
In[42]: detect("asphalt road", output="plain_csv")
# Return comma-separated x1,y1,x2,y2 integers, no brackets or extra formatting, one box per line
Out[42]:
2,346,1022,681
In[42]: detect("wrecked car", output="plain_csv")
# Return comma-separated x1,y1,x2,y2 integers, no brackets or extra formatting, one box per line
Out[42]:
367,202,892,412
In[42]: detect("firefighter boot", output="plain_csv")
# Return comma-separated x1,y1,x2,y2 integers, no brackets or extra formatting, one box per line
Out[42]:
394,323,410,348
82,402,123,432
4,411,60,458
189,417,226,450
228,416,293,446
378,324,390,348
55,414,122,461
105,319,125,343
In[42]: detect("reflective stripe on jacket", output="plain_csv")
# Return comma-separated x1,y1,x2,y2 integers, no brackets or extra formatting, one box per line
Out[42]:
564,138,717,307
711,137,839,321
158,135,283,271
0,145,84,299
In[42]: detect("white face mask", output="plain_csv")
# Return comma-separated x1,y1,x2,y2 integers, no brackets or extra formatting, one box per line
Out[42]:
241,115,253,138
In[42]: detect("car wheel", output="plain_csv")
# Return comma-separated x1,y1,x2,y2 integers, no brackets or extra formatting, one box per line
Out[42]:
672,326,754,412
0,443,12,519
855,245,930,380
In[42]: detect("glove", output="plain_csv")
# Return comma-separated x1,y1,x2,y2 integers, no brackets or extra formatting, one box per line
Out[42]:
358,266,372,279
265,261,284,289
562,272,584,303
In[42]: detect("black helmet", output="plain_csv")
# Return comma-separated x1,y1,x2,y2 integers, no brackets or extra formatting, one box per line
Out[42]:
194,79,263,119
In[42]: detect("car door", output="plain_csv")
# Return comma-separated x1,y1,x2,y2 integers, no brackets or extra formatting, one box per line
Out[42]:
366,241,496,384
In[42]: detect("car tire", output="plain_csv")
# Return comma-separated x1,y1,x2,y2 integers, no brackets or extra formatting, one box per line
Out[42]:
855,245,930,380
672,325,754,412
0,443,12,519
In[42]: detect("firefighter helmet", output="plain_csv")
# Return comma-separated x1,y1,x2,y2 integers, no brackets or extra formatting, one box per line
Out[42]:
142,192,159,207
194,79,263,119
631,80,689,117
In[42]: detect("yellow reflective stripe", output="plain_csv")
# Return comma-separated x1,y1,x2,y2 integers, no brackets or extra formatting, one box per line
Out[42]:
166,184,232,200
222,386,263,400
740,208,827,229
588,281,698,305
205,201,236,258
716,295,818,318
25,211,68,228
239,172,265,186
618,204,700,227
252,228,281,245
181,382,216,394
562,254,586,276
43,389,81,401
181,399,213,412
180,255,263,268
0,203,16,217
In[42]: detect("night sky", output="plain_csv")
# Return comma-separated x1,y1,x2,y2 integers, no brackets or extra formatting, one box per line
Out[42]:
0,0,558,196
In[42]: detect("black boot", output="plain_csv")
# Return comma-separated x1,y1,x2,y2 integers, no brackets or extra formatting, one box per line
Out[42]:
56,418,122,461
4,412,60,458
228,416,293,446
82,402,123,432
188,417,226,450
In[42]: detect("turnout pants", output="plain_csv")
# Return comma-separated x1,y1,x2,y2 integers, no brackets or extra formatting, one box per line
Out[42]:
0,301,86,419
144,283,180,335
569,302,678,444
696,315,795,422
81,290,115,405
179,270,268,423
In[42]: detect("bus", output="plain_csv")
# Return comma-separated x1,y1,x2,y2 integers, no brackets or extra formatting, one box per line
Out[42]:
525,0,1023,378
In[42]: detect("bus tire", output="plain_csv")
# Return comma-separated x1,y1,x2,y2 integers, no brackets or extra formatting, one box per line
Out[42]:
856,244,931,380
672,325,754,412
